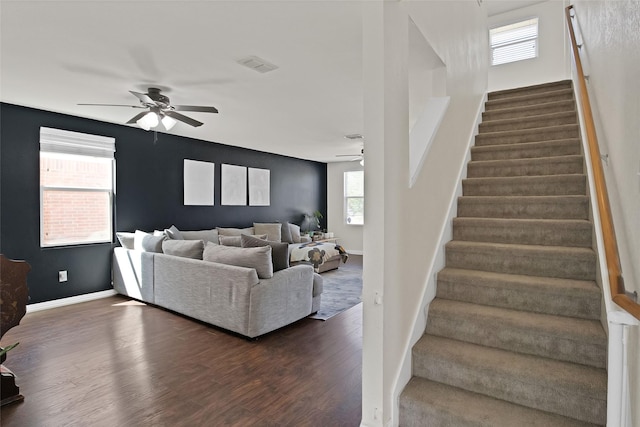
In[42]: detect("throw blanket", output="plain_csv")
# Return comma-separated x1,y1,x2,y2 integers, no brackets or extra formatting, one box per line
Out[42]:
290,242,349,271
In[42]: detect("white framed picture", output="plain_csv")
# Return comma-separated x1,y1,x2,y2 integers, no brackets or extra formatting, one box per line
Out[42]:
248,168,270,206
221,164,247,206
183,159,215,206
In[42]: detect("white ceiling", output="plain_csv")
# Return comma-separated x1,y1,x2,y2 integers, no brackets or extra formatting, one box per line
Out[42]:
0,1,543,163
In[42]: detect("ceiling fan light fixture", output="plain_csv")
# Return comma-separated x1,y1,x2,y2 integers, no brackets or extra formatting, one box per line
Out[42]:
161,114,177,131
137,111,159,131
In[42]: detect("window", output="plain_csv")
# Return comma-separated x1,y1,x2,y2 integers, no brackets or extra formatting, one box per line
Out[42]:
344,170,364,225
40,127,115,247
490,18,538,66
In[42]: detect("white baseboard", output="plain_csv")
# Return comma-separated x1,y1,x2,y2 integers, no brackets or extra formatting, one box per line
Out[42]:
347,250,364,256
26,289,117,313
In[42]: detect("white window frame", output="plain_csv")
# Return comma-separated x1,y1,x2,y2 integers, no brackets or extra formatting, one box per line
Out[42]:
490,17,539,66
344,170,364,226
39,127,116,248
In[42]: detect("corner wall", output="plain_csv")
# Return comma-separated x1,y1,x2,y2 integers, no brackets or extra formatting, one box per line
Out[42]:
327,161,364,254
488,0,570,92
571,2,640,425
0,103,327,304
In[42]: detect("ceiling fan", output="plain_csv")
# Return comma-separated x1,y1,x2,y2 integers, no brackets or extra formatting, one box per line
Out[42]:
78,87,218,130
336,133,365,164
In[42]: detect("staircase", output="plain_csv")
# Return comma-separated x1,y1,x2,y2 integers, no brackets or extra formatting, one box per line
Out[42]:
399,80,608,426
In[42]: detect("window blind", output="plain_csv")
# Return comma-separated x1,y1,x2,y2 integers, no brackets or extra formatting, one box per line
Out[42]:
490,18,538,66
40,127,115,158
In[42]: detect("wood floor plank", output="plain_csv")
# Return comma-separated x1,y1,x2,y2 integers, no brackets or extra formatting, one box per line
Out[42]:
0,288,363,426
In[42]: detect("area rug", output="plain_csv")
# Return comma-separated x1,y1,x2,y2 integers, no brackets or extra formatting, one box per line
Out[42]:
309,255,363,321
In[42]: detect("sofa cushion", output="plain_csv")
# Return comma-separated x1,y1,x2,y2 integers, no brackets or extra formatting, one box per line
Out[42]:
164,225,184,240
241,234,289,272
181,229,219,244
253,222,282,242
219,234,266,247
203,242,273,279
162,239,204,259
216,227,255,238
116,231,135,249
289,223,302,243
134,230,166,253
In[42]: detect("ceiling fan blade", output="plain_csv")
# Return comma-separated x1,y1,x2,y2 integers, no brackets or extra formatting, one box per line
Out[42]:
164,111,203,127
336,154,361,157
126,111,149,124
78,103,144,108
130,90,156,105
173,105,219,114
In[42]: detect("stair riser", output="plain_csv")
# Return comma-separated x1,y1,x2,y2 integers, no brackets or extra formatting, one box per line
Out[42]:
462,176,586,197
452,220,592,247
485,90,574,111
479,113,577,134
488,81,573,101
445,246,596,280
426,312,606,368
475,127,580,146
412,350,605,425
467,157,584,178
436,279,601,320
471,141,582,161
457,198,590,220
483,100,575,122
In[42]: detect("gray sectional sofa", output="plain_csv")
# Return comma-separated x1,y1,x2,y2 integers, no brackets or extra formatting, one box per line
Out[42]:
112,242,323,338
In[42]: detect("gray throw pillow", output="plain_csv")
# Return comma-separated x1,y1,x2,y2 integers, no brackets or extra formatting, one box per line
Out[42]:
253,222,282,242
203,242,273,279
216,227,255,237
162,239,204,259
219,234,267,247
164,225,184,240
289,223,302,243
116,232,135,249
241,234,289,272
134,230,165,253
280,221,294,244
181,229,219,244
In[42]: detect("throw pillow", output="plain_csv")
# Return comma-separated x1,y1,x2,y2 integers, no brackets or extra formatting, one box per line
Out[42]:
181,229,219,244
216,227,255,237
162,239,204,259
253,222,282,242
164,225,184,240
289,223,302,243
241,234,289,272
116,232,135,249
134,230,165,253
203,242,273,279
280,221,294,244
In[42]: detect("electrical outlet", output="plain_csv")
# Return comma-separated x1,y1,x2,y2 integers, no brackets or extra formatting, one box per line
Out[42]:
58,270,68,282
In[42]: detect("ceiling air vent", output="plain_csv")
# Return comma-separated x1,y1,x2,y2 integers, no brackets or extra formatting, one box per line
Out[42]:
237,56,279,73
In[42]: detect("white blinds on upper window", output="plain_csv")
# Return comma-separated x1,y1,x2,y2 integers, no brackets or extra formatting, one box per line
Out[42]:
40,127,115,158
490,18,539,66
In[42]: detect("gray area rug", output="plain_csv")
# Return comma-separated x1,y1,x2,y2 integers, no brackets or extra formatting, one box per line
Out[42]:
309,255,363,321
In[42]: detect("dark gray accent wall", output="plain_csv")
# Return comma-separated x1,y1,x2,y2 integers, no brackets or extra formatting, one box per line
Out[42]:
0,103,327,304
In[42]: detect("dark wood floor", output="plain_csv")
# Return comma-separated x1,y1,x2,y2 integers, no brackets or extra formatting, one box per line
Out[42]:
1,293,362,426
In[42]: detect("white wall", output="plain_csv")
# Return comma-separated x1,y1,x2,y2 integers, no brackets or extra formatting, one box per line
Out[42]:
361,1,488,425
572,1,640,425
327,161,363,254
488,0,571,91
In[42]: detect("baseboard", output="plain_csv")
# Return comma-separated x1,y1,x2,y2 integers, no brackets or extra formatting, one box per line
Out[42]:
347,249,364,256
26,289,117,313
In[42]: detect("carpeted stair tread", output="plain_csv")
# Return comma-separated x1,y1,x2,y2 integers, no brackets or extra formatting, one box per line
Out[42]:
436,267,601,319
488,80,573,101
471,139,582,161
457,195,589,220
445,241,596,280
426,298,606,368
475,125,580,147
412,335,607,425
452,217,592,247
483,99,576,122
485,88,575,111
479,111,577,133
462,174,586,196
400,377,599,427
467,155,584,177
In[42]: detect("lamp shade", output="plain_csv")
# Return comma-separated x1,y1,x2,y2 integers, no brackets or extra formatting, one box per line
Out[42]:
161,115,177,130
137,111,159,131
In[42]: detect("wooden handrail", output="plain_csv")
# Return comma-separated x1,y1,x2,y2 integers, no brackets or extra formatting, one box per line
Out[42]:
565,5,640,321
